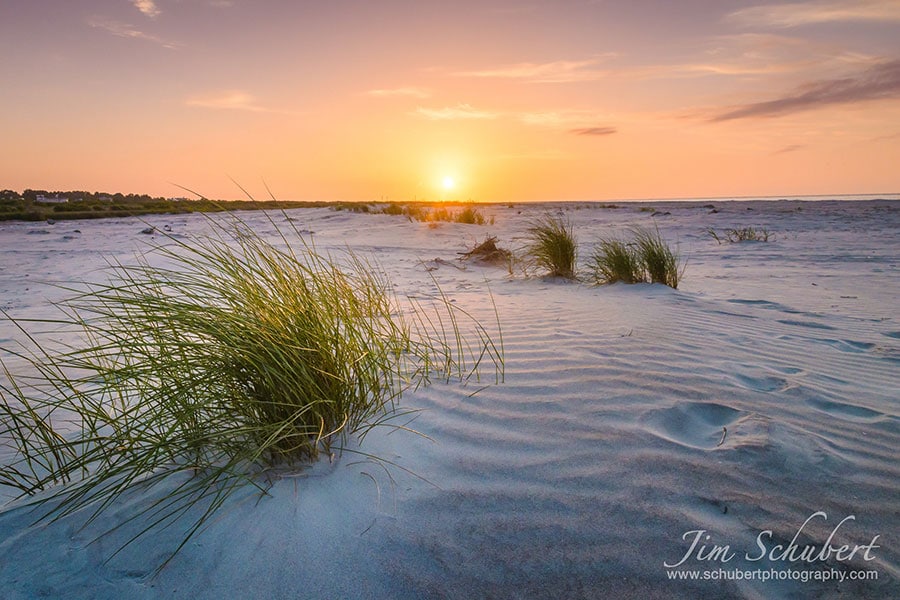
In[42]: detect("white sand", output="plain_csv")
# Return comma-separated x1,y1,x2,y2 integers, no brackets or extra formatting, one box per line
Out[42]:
0,199,897,598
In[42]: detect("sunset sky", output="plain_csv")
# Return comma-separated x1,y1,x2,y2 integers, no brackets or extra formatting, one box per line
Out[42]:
2,0,899,202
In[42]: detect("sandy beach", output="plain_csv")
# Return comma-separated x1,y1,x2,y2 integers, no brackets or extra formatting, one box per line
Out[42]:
0,199,897,599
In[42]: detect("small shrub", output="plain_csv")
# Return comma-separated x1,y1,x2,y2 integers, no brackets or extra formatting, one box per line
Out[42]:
526,214,577,279
459,236,512,266
708,227,771,243
588,238,642,284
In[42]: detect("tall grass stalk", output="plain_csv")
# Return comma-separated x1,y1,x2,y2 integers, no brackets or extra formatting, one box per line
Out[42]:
0,213,503,565
526,214,577,279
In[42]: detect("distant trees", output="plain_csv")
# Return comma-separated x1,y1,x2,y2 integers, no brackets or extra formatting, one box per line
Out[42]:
1,188,322,222
16,189,168,204
1,188,170,222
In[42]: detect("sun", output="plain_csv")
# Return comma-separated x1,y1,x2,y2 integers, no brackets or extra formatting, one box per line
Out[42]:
442,176,456,191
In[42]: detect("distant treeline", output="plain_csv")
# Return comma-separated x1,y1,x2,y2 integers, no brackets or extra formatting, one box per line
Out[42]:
0,189,334,222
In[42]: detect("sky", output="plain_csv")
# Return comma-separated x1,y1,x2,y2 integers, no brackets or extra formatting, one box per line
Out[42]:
1,0,899,202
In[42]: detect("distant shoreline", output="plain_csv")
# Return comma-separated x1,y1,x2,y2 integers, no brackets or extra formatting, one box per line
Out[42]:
1,195,898,224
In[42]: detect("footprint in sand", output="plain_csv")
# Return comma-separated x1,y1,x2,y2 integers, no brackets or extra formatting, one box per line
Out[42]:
771,365,804,375
709,309,758,320
809,337,875,354
777,334,877,355
806,398,888,423
731,371,790,393
728,298,825,321
641,402,758,450
776,319,837,331
727,298,779,308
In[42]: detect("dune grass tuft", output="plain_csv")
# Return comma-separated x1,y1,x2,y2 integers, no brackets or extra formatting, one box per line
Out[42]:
588,238,643,284
588,226,682,288
525,214,577,279
634,226,681,288
0,214,502,565
375,203,491,225
454,206,487,225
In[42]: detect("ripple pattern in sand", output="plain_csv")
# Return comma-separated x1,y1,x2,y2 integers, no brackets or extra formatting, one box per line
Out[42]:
368,286,900,599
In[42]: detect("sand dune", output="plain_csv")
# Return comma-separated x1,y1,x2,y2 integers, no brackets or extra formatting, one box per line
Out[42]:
0,199,897,598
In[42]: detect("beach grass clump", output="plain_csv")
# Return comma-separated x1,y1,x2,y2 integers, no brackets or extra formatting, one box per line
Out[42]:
422,205,489,225
427,206,453,222
525,214,578,279
707,227,771,244
588,226,682,288
454,206,487,225
332,202,371,213
380,203,406,216
587,238,643,284
0,215,502,563
634,226,681,288
376,203,491,225
404,204,429,222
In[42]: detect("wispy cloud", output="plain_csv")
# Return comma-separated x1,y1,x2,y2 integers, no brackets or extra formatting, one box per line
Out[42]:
414,104,498,120
871,131,900,142
486,150,571,161
186,90,272,112
456,56,615,83
711,59,900,121
413,104,620,135
367,87,431,99
87,16,179,49
517,111,575,126
132,0,161,19
666,34,879,80
772,144,805,154
570,127,617,136
516,109,612,127
727,0,900,28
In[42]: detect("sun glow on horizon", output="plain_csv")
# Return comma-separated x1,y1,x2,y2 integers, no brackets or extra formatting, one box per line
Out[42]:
442,176,456,191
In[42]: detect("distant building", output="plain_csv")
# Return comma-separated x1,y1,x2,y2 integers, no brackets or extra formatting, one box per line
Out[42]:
99,195,113,202
168,197,190,202
36,194,69,204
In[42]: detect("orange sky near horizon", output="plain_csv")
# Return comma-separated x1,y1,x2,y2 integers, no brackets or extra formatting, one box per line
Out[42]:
1,0,899,202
